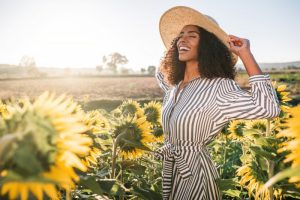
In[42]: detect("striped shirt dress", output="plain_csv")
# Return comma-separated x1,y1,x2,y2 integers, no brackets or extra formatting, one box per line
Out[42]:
153,69,281,200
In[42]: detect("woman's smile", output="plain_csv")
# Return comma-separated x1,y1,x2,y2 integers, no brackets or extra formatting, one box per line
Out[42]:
178,46,191,54
176,25,200,61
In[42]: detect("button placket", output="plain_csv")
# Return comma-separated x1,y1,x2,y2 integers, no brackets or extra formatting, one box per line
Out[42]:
169,84,187,118
166,77,202,141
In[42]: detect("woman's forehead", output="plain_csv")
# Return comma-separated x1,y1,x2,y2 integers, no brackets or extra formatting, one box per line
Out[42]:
181,25,198,31
179,25,200,34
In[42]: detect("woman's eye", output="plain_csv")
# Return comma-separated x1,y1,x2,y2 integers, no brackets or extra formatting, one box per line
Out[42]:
177,35,196,40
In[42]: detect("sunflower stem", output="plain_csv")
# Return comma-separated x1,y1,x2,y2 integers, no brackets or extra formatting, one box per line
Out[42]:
66,187,71,200
222,134,228,178
111,140,117,178
111,131,127,179
266,118,274,200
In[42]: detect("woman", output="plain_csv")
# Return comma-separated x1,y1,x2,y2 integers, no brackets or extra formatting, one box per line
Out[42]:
153,6,281,200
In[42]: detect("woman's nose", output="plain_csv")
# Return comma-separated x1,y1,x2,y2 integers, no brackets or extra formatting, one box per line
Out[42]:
178,35,188,43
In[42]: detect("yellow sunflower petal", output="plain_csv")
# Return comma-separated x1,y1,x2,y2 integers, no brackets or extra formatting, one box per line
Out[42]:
43,184,59,200
277,85,287,92
19,184,29,200
29,183,43,200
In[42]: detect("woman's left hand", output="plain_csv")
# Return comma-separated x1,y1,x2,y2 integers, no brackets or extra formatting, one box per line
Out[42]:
227,34,251,57
227,34,263,75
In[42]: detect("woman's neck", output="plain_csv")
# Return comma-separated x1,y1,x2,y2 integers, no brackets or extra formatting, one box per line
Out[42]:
183,61,201,83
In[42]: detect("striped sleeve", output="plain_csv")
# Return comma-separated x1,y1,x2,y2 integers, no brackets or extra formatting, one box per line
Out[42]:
215,74,281,122
155,68,170,93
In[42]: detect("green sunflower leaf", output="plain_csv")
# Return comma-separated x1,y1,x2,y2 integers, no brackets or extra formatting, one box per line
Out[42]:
0,134,17,167
264,165,300,189
250,146,276,160
130,185,162,200
120,138,152,151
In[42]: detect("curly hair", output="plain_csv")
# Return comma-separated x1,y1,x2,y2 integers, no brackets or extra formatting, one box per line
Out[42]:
159,26,237,86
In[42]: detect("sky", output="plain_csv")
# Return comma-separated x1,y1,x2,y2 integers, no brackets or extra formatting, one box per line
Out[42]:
0,0,299,70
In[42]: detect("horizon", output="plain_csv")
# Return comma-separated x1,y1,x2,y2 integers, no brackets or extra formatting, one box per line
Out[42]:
0,0,299,70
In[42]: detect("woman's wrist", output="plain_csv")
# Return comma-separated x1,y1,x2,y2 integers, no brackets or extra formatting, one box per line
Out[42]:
238,50,263,76
238,49,252,59
227,35,263,76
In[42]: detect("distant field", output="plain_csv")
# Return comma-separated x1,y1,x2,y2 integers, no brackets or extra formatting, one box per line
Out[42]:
0,76,164,101
0,72,299,111
237,72,300,96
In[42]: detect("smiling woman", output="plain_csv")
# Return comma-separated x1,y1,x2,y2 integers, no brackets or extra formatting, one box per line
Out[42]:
159,24,236,87
154,6,281,200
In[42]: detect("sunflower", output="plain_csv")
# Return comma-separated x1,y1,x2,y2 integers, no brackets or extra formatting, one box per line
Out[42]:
83,110,111,133
272,81,292,113
0,92,92,200
81,147,102,167
118,99,144,119
151,125,164,143
111,108,123,119
143,101,162,125
0,101,8,118
113,115,154,160
237,161,283,199
277,105,300,186
228,120,246,140
81,110,113,167
245,119,268,132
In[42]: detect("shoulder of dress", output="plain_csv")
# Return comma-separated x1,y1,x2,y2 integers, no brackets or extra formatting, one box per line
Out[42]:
216,77,236,86
216,77,241,94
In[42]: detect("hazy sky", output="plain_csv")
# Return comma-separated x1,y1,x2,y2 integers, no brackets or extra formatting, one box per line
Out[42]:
0,0,299,70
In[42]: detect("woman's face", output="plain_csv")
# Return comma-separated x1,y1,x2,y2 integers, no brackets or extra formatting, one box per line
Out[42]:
176,25,200,62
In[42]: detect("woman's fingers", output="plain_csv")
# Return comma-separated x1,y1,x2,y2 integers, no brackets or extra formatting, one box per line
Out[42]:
228,34,241,40
227,35,241,45
228,39,243,47
233,40,243,47
228,41,236,51
227,35,251,56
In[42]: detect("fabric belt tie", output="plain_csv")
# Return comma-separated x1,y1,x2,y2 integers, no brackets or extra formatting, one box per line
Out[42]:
153,139,207,200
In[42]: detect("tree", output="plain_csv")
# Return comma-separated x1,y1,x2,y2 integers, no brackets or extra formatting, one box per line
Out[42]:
19,55,39,77
147,65,156,75
102,52,128,74
19,56,36,68
141,68,146,74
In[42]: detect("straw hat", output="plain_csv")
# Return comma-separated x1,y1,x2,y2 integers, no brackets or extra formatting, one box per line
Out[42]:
159,6,238,66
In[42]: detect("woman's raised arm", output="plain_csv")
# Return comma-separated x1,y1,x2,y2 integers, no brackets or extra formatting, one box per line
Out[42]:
155,67,170,93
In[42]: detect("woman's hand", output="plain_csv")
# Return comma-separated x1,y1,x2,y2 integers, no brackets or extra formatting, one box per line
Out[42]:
227,34,251,58
227,34,263,76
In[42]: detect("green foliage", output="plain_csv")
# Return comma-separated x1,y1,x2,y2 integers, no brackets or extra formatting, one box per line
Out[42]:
0,109,57,180
208,125,243,179
71,100,163,200
210,117,300,199
2,95,300,200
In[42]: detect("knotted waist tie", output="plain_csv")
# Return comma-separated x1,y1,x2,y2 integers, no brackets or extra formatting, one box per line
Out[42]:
153,139,208,200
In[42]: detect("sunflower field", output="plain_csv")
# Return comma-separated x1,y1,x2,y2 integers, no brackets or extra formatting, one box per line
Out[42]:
0,80,300,200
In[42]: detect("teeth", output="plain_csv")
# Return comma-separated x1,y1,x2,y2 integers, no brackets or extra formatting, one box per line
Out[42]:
179,46,190,51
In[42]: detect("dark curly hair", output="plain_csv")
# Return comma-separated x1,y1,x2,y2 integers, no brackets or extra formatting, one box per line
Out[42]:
159,25,237,86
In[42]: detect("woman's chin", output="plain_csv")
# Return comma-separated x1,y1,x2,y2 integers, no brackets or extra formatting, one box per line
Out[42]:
178,56,190,62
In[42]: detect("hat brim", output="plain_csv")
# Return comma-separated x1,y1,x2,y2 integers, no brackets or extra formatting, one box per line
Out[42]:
159,6,238,66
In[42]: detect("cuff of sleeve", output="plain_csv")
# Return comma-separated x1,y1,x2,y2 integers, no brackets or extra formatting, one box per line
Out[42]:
248,74,270,84
155,71,162,77
155,69,163,79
